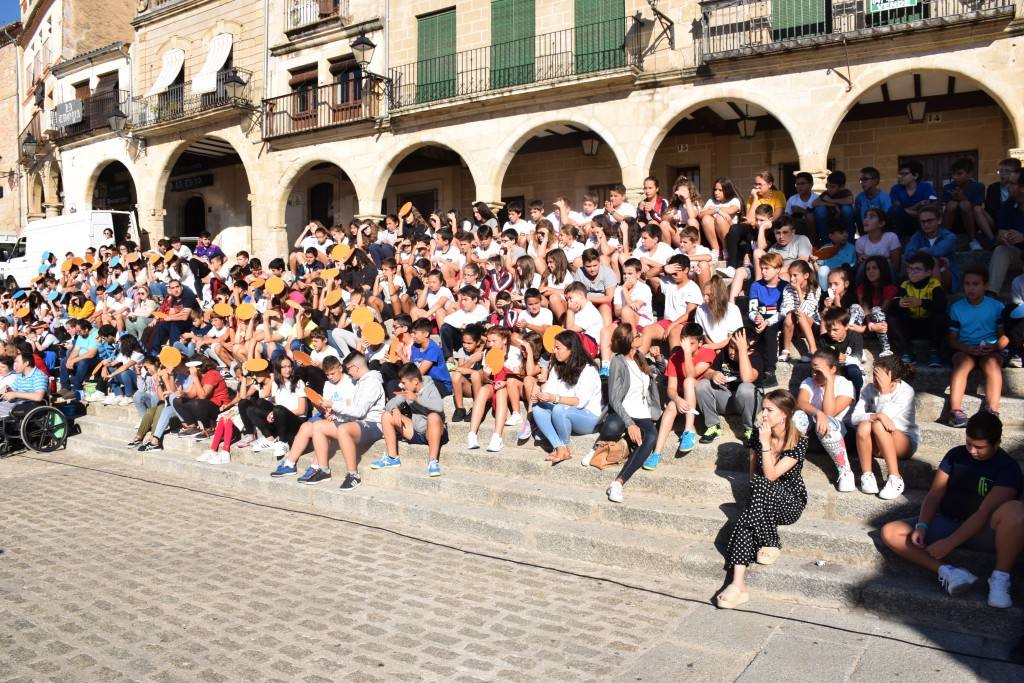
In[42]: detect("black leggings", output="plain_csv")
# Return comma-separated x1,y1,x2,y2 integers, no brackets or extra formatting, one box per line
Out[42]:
596,412,658,485
173,398,220,429
726,224,754,269
249,405,304,442
238,397,273,435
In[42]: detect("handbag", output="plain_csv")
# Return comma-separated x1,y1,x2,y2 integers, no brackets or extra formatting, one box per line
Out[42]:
589,440,627,470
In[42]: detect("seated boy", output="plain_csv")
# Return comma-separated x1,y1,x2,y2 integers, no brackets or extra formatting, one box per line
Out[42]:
881,412,1024,607
810,221,856,285
563,282,604,365
613,259,655,330
642,253,702,354
678,226,712,286
450,324,485,422
371,362,448,477
747,252,787,386
819,307,864,400
438,284,489,357
947,267,1008,427
651,323,716,463
695,328,760,445
572,249,617,326
409,318,453,397
890,252,948,367
410,270,454,327
941,157,994,251
812,171,856,243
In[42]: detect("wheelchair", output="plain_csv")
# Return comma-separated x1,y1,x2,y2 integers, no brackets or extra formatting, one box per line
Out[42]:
0,402,70,458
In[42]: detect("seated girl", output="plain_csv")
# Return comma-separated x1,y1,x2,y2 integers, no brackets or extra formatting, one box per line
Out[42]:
796,349,856,492
779,259,822,363
466,326,525,453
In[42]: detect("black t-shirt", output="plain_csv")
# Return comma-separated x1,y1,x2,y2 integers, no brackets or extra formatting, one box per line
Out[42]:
938,446,1023,521
818,330,863,364
713,350,763,388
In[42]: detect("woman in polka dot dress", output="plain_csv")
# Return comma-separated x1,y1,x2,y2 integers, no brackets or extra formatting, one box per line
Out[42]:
717,389,809,609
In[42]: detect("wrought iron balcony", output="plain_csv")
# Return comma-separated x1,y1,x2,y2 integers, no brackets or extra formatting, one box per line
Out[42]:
262,78,377,139
49,90,132,141
388,17,643,110
130,68,253,129
699,0,1017,60
286,0,348,32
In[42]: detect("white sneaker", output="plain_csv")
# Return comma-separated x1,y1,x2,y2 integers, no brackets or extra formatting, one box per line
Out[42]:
988,572,1013,608
517,420,532,441
716,266,736,279
251,438,271,452
208,451,230,465
272,442,289,460
878,475,905,500
860,472,879,495
505,412,522,427
86,392,104,403
118,396,134,406
607,481,624,503
486,433,503,452
466,432,479,450
196,449,214,462
102,394,118,405
710,249,720,262
778,350,790,363
582,449,595,468
836,470,856,493
938,565,978,597
969,239,984,251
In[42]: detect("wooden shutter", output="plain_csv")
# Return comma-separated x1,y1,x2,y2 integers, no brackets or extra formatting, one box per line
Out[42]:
416,9,456,103
574,0,625,74
491,0,535,89
771,0,830,40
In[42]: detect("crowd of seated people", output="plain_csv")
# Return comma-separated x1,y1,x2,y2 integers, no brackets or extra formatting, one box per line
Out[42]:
8,156,1024,610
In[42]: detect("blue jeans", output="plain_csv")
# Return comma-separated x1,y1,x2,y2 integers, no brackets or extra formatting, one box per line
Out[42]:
134,389,158,417
110,369,137,397
814,204,855,243
173,340,196,357
60,357,98,395
531,402,600,449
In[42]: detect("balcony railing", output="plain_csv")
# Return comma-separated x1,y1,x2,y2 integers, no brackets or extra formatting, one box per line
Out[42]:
262,78,376,139
49,90,131,141
286,0,348,31
389,17,643,110
130,68,253,129
700,0,1017,59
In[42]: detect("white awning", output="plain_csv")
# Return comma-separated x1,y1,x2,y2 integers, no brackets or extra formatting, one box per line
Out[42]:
191,33,234,95
145,49,185,97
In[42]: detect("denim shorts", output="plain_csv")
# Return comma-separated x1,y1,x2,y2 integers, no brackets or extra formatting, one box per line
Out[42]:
405,429,449,446
903,514,996,552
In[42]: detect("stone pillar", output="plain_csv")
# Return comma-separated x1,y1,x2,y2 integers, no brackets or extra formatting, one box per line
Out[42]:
483,200,505,214
258,225,290,263
357,196,383,219
1005,1,1024,34
354,214,385,223
621,164,647,207
137,205,166,249
43,203,61,218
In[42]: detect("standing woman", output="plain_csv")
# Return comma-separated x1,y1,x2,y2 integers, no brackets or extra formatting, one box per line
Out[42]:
851,354,918,500
530,330,603,465
585,324,661,504
699,178,743,261
717,389,808,609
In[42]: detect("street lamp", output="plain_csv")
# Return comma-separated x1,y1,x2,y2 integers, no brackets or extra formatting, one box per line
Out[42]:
222,68,249,100
21,133,38,159
350,33,375,70
581,137,601,156
737,117,757,139
906,100,927,124
108,107,128,134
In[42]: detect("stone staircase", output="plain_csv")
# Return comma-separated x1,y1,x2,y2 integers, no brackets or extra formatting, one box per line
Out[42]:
57,350,1024,642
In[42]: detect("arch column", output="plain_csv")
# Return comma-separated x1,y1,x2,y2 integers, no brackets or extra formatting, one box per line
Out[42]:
250,192,286,262
622,164,647,206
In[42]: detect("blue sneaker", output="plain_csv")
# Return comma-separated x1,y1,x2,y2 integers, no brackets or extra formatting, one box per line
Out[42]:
599,365,609,378
296,466,317,482
427,459,441,477
677,431,697,455
271,463,297,477
370,455,401,469
642,452,661,471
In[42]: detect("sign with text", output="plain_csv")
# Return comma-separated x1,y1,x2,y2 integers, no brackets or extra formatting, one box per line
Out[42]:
54,100,83,127
169,174,214,192
869,0,919,11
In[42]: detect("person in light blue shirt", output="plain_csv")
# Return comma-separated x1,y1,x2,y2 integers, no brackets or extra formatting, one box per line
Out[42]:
902,205,960,292
854,166,891,235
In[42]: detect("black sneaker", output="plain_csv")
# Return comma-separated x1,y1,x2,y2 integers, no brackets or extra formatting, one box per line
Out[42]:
178,427,201,438
761,370,777,387
339,472,361,492
126,439,143,448
451,408,467,423
138,441,162,452
299,468,331,485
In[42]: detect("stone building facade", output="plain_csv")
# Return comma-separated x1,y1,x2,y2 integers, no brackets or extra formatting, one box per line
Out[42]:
29,0,1024,261
1,23,22,233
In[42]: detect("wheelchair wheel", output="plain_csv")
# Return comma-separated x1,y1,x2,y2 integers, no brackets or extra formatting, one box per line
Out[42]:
20,406,69,453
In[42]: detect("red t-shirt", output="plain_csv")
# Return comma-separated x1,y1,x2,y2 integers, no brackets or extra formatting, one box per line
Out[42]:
665,346,718,379
201,369,231,407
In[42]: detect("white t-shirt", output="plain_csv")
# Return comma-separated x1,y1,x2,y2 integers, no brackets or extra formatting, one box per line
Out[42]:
273,379,307,412
632,241,677,266
311,345,340,365
433,245,464,266
799,375,855,422
301,237,335,255
702,197,742,224
856,232,901,259
597,202,637,220
474,241,501,260
614,282,654,325
694,303,744,344
543,364,603,417
785,192,820,213
621,359,652,420
503,346,524,373
561,241,585,263
573,302,604,342
519,307,553,328
425,287,454,309
662,279,704,322
444,304,489,330
378,273,407,305
545,271,574,291
504,220,535,237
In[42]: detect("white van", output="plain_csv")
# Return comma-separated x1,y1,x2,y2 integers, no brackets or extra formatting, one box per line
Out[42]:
0,211,141,288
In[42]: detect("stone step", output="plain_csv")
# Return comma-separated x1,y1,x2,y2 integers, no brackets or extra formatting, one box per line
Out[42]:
49,439,1024,641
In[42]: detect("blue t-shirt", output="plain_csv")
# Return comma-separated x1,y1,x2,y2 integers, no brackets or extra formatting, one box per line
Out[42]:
820,242,857,269
410,340,452,391
854,190,892,223
938,446,1023,521
890,181,937,211
74,329,99,353
941,180,985,206
749,280,786,320
949,296,1004,346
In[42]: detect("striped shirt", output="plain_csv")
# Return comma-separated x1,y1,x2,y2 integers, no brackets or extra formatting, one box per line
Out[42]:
12,368,49,396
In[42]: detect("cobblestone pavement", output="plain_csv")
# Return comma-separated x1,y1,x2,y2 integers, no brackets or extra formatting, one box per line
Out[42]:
1,454,1022,682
